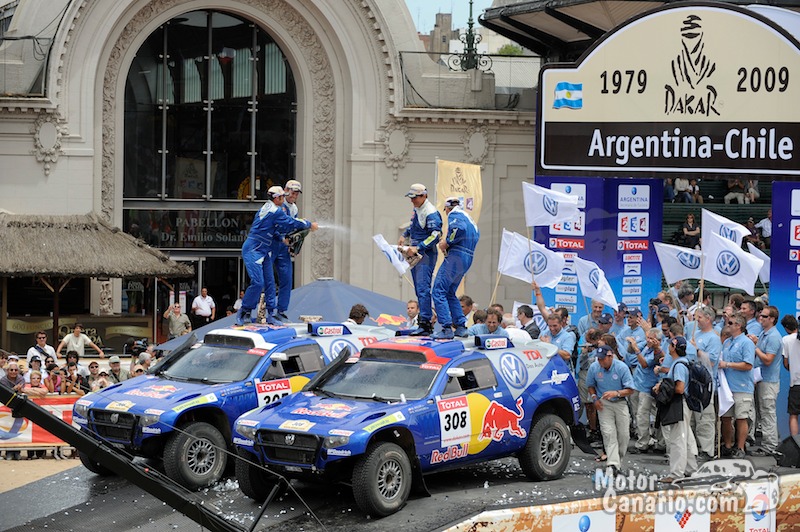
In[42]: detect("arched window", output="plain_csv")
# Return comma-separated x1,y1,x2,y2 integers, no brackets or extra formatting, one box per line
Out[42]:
123,10,297,203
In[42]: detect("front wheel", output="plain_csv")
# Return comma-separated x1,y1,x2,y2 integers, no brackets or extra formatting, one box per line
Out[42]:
352,442,412,517
235,450,279,501
163,421,228,490
78,450,115,476
519,413,570,481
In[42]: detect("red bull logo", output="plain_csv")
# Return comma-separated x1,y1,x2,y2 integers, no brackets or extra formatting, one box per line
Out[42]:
373,314,406,326
316,403,353,411
430,443,469,464
479,398,526,442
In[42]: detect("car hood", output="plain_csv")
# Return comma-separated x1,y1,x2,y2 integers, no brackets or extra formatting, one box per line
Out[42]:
241,391,410,434
80,375,235,412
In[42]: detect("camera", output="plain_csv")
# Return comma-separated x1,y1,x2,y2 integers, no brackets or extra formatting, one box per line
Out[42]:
649,298,662,307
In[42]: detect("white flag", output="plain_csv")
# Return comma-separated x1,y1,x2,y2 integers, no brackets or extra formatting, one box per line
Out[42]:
522,182,580,227
717,368,734,418
746,243,771,284
701,209,750,247
372,234,409,276
653,242,703,285
572,256,618,309
498,229,565,288
702,233,763,295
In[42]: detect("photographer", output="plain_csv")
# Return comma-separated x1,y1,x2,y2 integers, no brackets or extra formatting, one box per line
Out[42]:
578,326,605,441
62,361,88,396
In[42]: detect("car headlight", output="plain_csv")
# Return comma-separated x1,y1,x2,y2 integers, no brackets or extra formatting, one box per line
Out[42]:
235,422,258,441
74,403,90,418
323,435,350,448
139,413,160,427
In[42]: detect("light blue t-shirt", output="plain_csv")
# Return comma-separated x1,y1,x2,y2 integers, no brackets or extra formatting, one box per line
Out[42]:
667,356,690,385
723,333,756,393
467,323,509,338
609,322,625,336
586,358,634,397
577,314,600,336
746,318,763,336
616,326,647,370
632,346,659,393
695,329,722,388
549,328,576,357
756,326,783,383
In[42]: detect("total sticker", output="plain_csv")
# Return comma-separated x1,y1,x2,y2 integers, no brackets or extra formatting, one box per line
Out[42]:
437,396,471,447
256,379,291,407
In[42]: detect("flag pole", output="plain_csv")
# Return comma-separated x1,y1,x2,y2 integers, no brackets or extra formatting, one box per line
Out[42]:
492,229,516,305
489,271,502,306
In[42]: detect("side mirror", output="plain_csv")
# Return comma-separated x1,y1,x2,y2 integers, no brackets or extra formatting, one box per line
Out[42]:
270,352,289,362
446,367,465,378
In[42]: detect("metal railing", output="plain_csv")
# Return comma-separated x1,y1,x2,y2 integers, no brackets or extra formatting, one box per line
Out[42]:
399,51,541,111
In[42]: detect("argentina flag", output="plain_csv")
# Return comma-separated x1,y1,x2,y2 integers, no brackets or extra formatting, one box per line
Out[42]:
553,82,583,109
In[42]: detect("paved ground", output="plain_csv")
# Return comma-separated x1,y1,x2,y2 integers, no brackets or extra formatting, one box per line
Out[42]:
0,443,787,532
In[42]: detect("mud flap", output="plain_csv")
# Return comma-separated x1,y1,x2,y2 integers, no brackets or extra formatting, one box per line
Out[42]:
571,423,598,456
411,457,431,497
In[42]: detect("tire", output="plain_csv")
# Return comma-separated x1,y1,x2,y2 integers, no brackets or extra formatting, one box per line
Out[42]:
351,442,412,517
163,422,228,490
78,450,115,476
235,450,279,501
519,413,570,481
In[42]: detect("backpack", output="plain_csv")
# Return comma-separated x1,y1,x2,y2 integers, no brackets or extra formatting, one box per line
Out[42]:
566,325,580,372
674,359,713,412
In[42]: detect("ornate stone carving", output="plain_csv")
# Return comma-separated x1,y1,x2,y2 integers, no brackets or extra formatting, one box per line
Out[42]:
95,0,336,277
30,112,68,176
380,120,413,179
99,281,113,315
461,124,494,166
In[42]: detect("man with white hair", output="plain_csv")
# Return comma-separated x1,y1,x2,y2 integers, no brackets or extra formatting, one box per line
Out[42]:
399,184,442,336
238,186,318,326
501,313,532,344
431,197,479,339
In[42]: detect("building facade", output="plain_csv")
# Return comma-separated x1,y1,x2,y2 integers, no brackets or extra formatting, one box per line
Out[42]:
0,0,537,333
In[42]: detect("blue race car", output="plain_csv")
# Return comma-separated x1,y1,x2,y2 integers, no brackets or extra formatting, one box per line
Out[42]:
72,322,393,489
233,335,581,516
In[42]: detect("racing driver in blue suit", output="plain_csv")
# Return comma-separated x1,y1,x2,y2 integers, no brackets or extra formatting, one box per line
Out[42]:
399,183,442,336
238,186,317,326
431,197,479,339
273,179,303,321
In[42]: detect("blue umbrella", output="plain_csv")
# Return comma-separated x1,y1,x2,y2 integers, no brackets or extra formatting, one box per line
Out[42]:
157,278,408,350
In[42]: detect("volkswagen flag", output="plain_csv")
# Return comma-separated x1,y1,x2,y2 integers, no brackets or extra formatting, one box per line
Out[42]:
701,209,750,248
522,182,580,227
498,229,565,288
572,256,619,310
653,242,703,285
702,233,763,295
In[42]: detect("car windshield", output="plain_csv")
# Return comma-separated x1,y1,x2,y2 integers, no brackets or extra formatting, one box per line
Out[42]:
317,359,439,401
158,345,262,383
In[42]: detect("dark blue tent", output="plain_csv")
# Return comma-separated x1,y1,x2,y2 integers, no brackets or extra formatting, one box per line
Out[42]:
156,278,408,350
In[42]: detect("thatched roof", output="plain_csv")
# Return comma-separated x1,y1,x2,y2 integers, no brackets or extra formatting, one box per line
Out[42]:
0,212,194,278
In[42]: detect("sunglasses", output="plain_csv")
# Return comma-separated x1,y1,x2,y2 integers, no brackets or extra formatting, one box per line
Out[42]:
760,314,771,318
6,369,18,372
135,369,144,373
37,337,46,340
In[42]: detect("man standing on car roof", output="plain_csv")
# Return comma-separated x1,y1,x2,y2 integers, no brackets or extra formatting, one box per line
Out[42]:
273,179,304,321
431,197,479,339
399,184,442,336
239,186,318,326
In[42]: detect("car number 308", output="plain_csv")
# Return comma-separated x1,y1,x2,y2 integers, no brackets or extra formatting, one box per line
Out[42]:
443,411,468,431
264,392,290,404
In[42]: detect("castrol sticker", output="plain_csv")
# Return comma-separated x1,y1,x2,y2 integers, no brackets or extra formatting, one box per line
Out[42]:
256,379,291,407
437,396,471,447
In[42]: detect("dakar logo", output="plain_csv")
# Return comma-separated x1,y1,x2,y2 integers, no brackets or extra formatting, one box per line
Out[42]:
664,14,720,116
677,251,700,269
543,195,558,217
450,166,468,193
524,250,547,275
589,268,601,289
716,250,740,276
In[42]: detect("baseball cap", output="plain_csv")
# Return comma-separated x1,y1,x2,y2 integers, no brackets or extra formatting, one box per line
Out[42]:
444,197,461,208
30,355,41,363
285,180,302,193
628,308,642,318
617,303,628,313
99,370,109,376
109,355,121,364
405,184,427,198
598,312,613,325
267,185,287,199
596,345,613,358
672,336,687,349
8,354,19,361
133,364,145,373
657,304,670,314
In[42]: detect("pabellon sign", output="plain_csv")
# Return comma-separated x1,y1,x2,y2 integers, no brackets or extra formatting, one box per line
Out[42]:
537,3,800,176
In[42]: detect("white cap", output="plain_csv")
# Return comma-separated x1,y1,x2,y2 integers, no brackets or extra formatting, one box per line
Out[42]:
285,180,302,193
268,186,287,199
405,183,428,198
444,197,461,208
